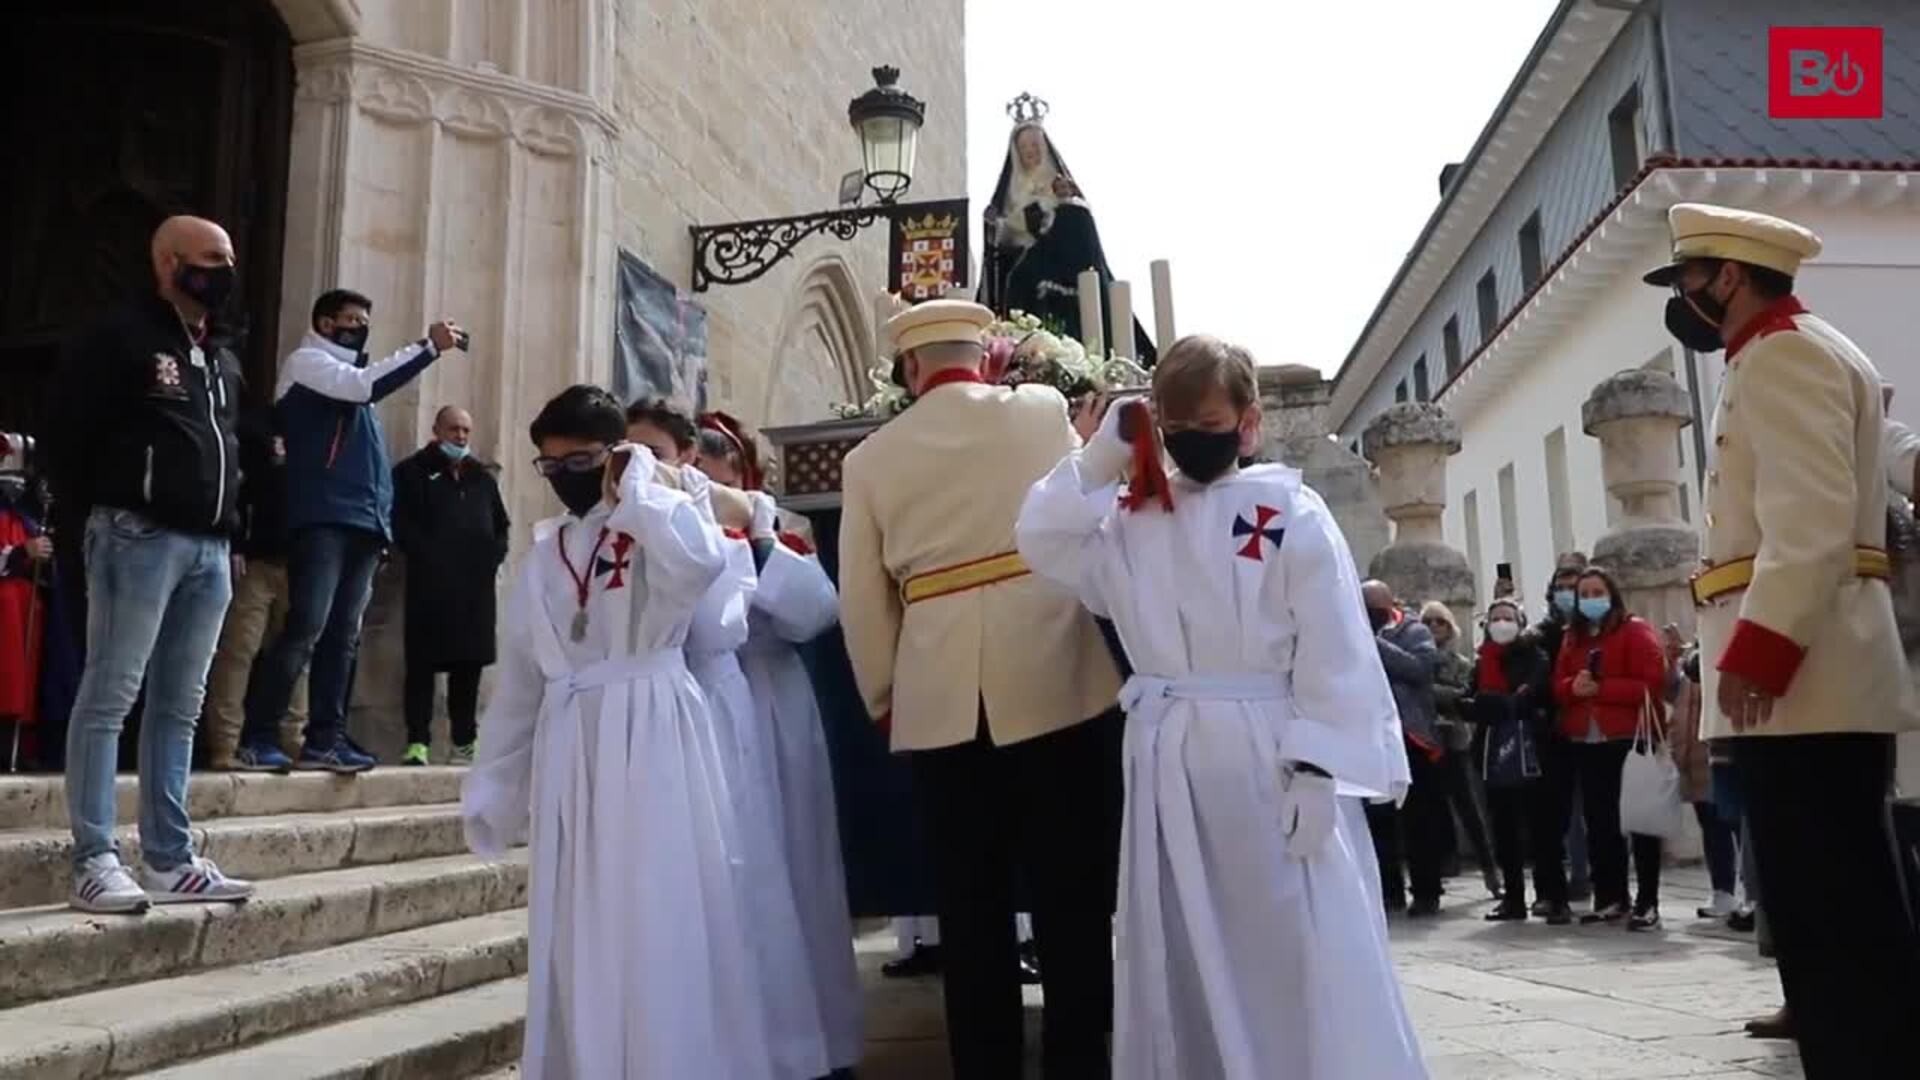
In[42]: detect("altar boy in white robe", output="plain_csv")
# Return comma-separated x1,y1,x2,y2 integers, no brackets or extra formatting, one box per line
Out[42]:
462,385,774,1080
1017,337,1426,1080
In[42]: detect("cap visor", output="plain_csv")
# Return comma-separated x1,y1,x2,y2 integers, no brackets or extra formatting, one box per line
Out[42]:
1642,262,1682,287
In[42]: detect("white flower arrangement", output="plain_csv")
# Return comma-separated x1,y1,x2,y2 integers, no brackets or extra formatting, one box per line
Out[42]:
830,309,1149,420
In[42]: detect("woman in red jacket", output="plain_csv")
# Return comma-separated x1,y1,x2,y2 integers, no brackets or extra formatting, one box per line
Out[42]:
1553,566,1669,930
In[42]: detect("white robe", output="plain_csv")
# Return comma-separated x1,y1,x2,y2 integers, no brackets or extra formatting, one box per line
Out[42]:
686,495,831,1080
1017,459,1426,1080
461,458,774,1080
738,540,864,1068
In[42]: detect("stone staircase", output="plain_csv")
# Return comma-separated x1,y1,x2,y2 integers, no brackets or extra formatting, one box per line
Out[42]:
0,767,528,1079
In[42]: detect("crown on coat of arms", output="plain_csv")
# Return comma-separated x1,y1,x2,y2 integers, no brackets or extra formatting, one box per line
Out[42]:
1006,92,1049,125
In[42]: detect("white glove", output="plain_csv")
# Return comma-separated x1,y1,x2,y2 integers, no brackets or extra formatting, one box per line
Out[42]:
1279,767,1337,861
1079,396,1136,491
748,491,779,540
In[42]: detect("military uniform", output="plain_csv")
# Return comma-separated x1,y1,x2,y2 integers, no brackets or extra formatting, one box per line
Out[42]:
1648,204,1920,1077
839,300,1122,1078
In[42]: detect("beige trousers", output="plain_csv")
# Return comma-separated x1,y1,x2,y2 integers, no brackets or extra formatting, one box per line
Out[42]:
203,557,308,767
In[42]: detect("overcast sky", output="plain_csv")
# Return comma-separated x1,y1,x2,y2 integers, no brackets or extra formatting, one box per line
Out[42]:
965,0,1562,372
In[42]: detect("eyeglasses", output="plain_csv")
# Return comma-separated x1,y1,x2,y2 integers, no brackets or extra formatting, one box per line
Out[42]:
531,447,609,477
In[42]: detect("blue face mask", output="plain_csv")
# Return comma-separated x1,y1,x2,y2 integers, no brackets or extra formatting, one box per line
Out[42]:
439,441,469,462
1552,589,1576,616
1577,596,1612,622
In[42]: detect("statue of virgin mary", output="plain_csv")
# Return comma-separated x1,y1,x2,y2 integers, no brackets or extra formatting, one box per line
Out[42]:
980,99,1155,363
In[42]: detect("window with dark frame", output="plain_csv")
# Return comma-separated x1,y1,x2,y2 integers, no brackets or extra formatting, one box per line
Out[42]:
1476,270,1500,344
1413,355,1430,402
1395,379,1409,404
1519,211,1544,289
1609,83,1644,191
1443,316,1462,375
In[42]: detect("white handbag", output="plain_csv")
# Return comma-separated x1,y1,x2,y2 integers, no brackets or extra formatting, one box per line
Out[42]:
1619,689,1685,839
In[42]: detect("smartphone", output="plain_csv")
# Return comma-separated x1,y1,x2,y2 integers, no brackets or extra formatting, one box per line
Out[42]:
1586,648,1603,676
1496,561,1513,582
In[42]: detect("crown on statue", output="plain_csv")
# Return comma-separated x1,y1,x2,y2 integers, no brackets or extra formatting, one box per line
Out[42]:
1006,92,1049,125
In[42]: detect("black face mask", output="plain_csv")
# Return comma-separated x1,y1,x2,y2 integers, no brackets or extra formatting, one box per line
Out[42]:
328,325,370,353
1163,428,1241,483
547,468,605,516
174,261,236,312
1664,285,1726,353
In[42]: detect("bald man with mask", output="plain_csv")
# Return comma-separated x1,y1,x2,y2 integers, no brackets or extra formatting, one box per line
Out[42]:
45,215,253,913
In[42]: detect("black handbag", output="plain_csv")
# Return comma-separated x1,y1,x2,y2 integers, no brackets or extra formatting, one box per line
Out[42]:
1474,691,1541,789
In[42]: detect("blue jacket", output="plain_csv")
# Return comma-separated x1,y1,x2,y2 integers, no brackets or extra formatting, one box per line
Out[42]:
275,332,440,538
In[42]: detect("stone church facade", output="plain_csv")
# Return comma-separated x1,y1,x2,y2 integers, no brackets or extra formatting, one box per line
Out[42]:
269,0,966,752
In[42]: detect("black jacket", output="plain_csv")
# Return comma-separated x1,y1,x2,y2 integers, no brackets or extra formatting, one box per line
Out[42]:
233,409,290,559
1467,640,1554,737
391,444,510,666
47,296,241,536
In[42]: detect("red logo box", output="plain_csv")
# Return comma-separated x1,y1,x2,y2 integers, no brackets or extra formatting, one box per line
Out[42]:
1769,26,1883,119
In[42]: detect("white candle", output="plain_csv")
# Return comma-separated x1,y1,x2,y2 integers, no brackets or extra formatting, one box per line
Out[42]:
1108,280,1133,361
1076,269,1104,359
1151,259,1176,352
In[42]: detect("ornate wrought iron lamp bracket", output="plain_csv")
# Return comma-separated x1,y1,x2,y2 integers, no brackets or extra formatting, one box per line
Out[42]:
688,199,953,293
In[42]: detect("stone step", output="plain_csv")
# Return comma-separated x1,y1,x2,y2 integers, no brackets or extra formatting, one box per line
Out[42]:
0,767,468,831
0,909,526,1080
139,975,527,1080
0,804,467,909
0,851,526,1009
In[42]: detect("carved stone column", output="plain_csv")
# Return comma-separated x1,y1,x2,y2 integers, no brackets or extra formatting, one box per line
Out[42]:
1582,370,1701,639
1259,365,1391,576
1363,403,1475,629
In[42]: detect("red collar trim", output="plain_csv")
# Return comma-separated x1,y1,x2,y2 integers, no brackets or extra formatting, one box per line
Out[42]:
1725,295,1807,360
918,367,983,395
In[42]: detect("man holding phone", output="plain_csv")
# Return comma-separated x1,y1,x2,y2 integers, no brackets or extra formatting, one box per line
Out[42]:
234,289,465,773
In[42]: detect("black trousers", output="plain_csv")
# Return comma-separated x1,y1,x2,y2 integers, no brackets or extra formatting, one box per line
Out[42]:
1486,737,1571,907
403,661,481,747
1439,743,1496,874
911,709,1122,1080
1365,740,1452,906
1571,739,1663,910
1739,734,1920,1079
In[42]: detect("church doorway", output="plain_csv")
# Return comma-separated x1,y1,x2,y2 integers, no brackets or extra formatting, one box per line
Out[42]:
0,0,294,436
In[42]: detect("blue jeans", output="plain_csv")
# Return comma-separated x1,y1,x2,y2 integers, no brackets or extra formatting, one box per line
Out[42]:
65,508,231,870
242,526,382,752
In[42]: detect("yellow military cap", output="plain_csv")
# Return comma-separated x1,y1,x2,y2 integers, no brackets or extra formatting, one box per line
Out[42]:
885,299,993,356
1642,202,1822,286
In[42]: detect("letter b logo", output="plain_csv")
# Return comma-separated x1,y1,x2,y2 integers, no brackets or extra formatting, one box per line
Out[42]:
1770,28,1882,119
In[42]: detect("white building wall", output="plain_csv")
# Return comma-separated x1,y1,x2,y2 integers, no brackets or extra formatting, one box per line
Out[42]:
1443,200,1920,623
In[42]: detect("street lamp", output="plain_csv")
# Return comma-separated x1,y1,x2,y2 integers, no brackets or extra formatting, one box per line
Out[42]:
848,66,924,203
689,66,941,292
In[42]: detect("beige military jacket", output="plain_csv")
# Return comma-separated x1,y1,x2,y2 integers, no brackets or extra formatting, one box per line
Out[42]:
1697,298,1920,740
839,379,1122,751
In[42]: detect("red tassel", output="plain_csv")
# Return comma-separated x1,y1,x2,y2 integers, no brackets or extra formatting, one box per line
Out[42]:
1115,401,1173,514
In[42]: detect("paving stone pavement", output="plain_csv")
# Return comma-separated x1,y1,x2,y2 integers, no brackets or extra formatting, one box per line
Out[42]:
851,866,1802,1079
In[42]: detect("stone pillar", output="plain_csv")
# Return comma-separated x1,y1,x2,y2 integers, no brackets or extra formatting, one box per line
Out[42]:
1582,370,1701,638
1258,365,1392,576
1362,403,1475,626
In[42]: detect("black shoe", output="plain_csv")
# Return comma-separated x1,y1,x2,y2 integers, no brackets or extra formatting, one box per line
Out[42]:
1580,902,1627,925
1484,902,1528,922
1726,907,1756,933
1017,940,1041,985
1407,897,1442,918
881,944,942,979
1744,1006,1793,1040
1542,902,1574,926
1529,898,1551,918
1628,905,1661,931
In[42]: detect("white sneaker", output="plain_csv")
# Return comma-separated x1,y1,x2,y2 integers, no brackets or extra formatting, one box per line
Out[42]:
71,853,150,914
139,856,255,904
1696,889,1738,918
